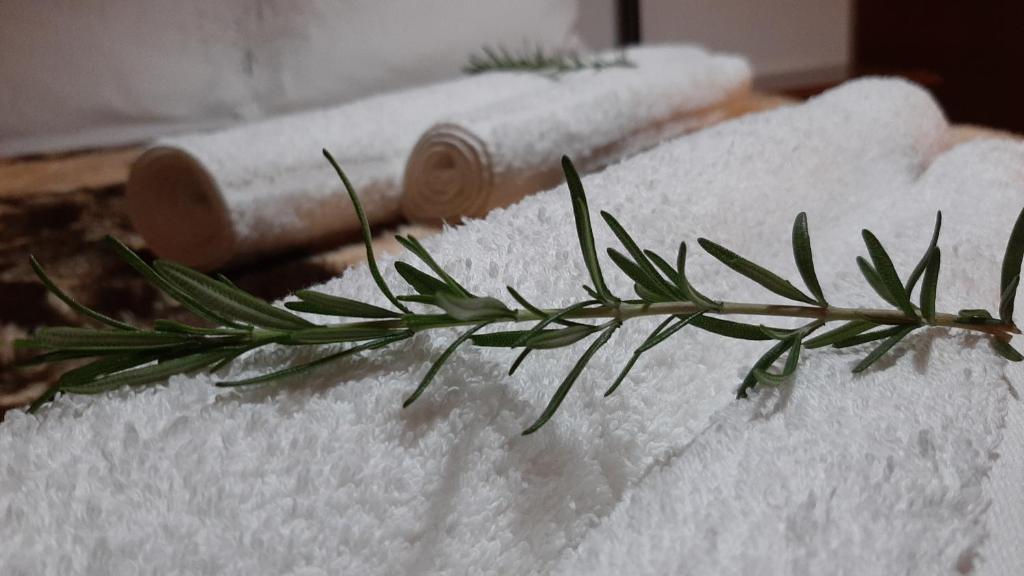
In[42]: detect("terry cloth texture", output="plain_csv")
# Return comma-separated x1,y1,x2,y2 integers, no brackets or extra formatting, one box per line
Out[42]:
2,78,1022,576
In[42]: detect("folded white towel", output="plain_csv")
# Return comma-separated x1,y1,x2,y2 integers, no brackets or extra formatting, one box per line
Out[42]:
401,45,750,224
127,45,750,271
2,79,1021,575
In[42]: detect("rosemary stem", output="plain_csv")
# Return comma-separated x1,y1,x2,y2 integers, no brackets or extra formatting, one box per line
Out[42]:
316,300,1018,339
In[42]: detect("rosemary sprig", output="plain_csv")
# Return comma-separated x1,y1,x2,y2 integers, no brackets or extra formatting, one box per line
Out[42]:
463,45,633,76
16,154,1024,434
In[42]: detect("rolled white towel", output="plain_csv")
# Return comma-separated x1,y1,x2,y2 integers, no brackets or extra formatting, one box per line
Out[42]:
126,72,555,270
7,79,1019,576
401,45,751,224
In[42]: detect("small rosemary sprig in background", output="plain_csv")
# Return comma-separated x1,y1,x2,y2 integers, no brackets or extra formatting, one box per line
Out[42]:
16,152,1024,434
463,45,633,76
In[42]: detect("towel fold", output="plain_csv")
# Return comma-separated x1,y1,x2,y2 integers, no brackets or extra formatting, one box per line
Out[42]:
400,45,750,224
3,79,1021,575
127,45,750,270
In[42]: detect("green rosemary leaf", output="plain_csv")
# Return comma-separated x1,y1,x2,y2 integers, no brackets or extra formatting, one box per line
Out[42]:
26,387,58,413
30,255,137,331
1000,275,1020,326
791,213,828,307
323,149,409,314
606,313,703,396
956,309,1000,325
607,248,672,300
904,212,942,296
288,324,407,344
758,325,800,340
471,329,535,347
861,230,917,318
506,286,582,327
153,260,311,330
690,315,777,341
601,211,678,296
20,327,194,351
675,242,721,309
523,321,620,435
643,249,689,301
395,235,472,297
14,349,116,367
104,236,241,327
852,325,916,373
217,333,411,388
394,262,450,296
285,290,400,319
633,283,670,303
752,334,804,387
856,257,898,307
524,325,600,349
831,325,909,349
208,345,257,373
434,292,515,322
153,320,249,336
991,337,1024,362
62,349,231,394
513,299,600,347
508,348,532,375
698,238,817,305
58,351,165,389
1000,206,1024,324
736,339,792,398
396,294,438,305
803,320,875,349
404,323,489,407
920,247,941,323
563,156,616,304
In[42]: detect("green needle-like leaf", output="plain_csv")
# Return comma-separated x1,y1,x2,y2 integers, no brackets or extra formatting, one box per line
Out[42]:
804,321,875,349
563,156,616,304
792,213,828,306
698,238,817,305
606,312,702,396
905,212,942,296
217,333,411,387
690,315,781,341
736,339,792,398
523,321,620,435
153,260,311,330
856,257,897,307
508,348,533,375
58,351,165,389
434,293,515,322
920,247,941,323
289,325,408,344
861,230,917,319
104,236,241,327
395,235,472,297
1000,206,1024,324
506,286,583,327
991,337,1024,362
1000,275,1020,325
404,324,489,407
20,327,194,351
30,256,137,331
852,325,916,373
524,325,600,349
675,242,720,309
602,211,678,296
753,334,803,387
323,149,409,314
61,350,232,394
607,248,672,301
831,325,910,349
394,262,450,296
285,290,400,319
513,300,599,346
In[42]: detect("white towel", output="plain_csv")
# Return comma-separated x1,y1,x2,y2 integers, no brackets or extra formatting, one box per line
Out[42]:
127,44,749,271
2,79,1021,576
126,72,555,270
401,45,750,224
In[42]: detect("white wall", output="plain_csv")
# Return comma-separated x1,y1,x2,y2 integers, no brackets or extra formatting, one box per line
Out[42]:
577,0,851,85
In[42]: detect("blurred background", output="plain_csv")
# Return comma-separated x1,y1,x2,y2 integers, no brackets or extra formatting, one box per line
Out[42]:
2,0,1022,411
